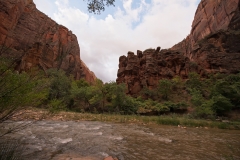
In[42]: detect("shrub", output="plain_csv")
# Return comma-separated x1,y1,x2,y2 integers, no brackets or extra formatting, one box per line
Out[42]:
195,99,215,118
48,99,66,113
157,79,173,100
141,87,157,99
211,95,233,116
186,72,202,90
47,69,71,100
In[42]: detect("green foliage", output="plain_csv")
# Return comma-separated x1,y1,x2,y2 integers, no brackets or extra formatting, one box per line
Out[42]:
157,79,173,100
1,51,239,120
211,95,233,116
48,99,66,113
0,70,33,111
172,76,184,91
190,89,215,118
75,79,90,88
137,99,160,114
87,0,115,14
136,100,188,114
195,99,215,118
190,89,204,107
141,87,157,99
211,74,240,107
186,72,202,90
71,80,96,112
0,56,51,123
47,69,71,100
162,101,188,111
111,83,137,114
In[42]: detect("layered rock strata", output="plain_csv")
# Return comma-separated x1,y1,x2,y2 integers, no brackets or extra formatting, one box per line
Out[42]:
117,48,195,95
116,0,240,95
0,0,96,83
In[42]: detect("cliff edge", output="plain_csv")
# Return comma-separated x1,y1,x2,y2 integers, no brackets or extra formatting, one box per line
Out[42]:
0,0,96,83
116,0,240,95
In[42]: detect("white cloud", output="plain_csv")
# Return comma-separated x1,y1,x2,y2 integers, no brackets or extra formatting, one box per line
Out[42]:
37,0,199,82
33,0,55,17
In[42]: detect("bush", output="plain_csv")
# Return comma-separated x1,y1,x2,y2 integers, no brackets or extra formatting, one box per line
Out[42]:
211,74,240,107
157,79,173,100
211,95,233,116
194,99,215,118
48,99,66,113
47,69,71,100
163,101,188,111
190,89,204,106
141,87,157,99
186,72,202,90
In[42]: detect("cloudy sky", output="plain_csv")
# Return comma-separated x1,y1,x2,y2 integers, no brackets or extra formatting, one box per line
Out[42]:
33,0,201,82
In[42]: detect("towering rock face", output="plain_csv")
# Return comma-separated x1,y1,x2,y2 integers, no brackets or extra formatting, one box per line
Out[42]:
171,0,240,74
117,0,240,95
0,0,96,83
172,0,240,53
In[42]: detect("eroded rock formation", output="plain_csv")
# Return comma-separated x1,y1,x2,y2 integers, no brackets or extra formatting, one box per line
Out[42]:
117,0,240,95
117,48,198,95
171,0,240,74
0,0,96,83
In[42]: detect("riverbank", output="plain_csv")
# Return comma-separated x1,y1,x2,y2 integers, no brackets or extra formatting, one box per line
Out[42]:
9,108,240,130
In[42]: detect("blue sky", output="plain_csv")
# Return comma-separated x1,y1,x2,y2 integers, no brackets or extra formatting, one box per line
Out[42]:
33,0,201,82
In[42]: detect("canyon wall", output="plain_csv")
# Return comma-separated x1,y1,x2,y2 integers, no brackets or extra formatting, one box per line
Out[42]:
0,0,96,83
116,0,240,95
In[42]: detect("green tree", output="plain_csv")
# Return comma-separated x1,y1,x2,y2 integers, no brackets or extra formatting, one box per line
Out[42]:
211,74,240,107
106,83,138,114
141,87,157,100
211,95,233,116
47,69,72,111
86,0,115,14
186,72,202,90
0,70,48,137
172,76,184,91
71,79,102,112
190,89,215,118
48,69,71,100
0,70,33,122
157,79,173,100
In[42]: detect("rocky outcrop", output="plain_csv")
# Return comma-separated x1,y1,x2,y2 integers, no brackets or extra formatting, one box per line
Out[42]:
0,0,96,83
171,0,240,74
172,0,240,55
116,48,200,95
117,0,240,95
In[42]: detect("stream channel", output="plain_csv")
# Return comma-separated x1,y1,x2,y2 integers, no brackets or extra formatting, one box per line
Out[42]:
1,120,240,160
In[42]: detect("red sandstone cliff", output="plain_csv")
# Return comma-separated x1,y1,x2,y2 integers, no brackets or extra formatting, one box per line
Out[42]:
171,0,240,74
80,60,97,84
116,0,240,95
0,0,96,83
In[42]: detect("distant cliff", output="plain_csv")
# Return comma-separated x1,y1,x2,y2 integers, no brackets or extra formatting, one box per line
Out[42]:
116,0,240,95
0,0,96,83
171,0,240,74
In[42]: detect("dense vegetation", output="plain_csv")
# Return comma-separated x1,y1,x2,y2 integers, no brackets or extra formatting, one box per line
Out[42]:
1,54,240,122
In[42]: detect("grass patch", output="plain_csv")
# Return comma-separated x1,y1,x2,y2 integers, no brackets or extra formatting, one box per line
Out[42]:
155,115,240,130
11,108,240,130
157,117,180,126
